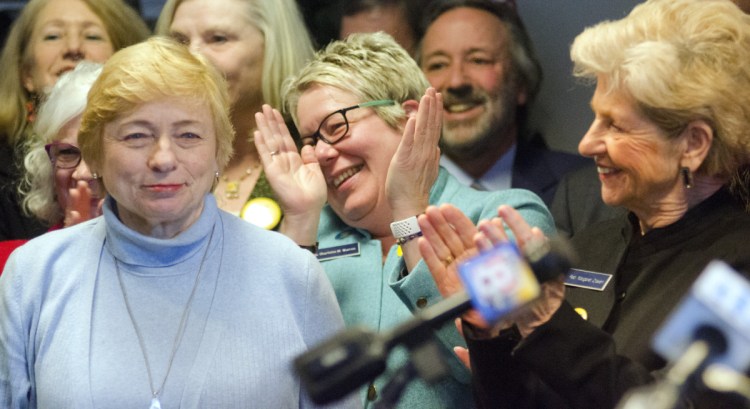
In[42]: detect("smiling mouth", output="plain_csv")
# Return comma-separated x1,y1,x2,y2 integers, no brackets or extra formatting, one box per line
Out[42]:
597,166,619,175
444,101,483,114
332,165,363,188
56,67,74,76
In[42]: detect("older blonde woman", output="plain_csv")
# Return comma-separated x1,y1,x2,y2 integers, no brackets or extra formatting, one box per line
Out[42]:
419,0,750,408
0,37,355,408
156,0,314,226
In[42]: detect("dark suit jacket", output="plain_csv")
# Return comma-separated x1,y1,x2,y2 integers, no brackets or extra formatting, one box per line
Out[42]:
550,163,626,238
466,188,750,409
511,142,589,206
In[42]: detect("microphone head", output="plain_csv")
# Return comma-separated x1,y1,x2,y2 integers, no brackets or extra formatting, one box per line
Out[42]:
294,326,387,404
652,260,750,373
693,325,728,357
527,235,577,283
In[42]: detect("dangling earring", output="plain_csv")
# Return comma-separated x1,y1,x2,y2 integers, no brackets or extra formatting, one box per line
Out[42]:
681,167,693,189
215,171,220,180
92,172,100,179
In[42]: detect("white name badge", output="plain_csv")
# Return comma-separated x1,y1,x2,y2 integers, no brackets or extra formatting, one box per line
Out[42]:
317,243,361,261
565,268,613,291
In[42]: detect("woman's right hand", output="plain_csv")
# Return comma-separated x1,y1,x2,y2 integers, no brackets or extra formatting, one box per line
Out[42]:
64,180,104,227
476,205,565,339
418,204,493,330
254,105,326,245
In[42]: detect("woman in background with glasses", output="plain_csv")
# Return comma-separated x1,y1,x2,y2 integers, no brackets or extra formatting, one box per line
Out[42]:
254,32,555,408
0,62,103,270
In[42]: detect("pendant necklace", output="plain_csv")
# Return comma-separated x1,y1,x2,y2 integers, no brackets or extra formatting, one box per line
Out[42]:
115,225,215,409
222,165,260,200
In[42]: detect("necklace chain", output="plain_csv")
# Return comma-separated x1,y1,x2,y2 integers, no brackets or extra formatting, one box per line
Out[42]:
114,225,215,406
221,165,261,200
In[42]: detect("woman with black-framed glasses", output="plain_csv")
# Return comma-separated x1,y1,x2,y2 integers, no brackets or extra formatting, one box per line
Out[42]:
253,32,555,408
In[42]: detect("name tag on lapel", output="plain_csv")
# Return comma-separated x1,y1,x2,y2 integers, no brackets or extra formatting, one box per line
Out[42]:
565,268,612,291
317,243,361,261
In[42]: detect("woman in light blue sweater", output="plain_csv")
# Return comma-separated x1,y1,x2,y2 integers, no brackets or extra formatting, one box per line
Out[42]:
0,37,358,409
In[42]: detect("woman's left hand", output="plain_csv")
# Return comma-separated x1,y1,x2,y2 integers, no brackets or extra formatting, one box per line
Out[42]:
385,87,442,219
483,205,566,339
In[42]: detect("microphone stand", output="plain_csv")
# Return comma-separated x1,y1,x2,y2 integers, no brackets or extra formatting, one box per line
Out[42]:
373,337,451,409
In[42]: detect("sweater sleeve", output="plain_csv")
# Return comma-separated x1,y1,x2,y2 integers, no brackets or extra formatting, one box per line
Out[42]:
299,252,362,409
0,252,32,409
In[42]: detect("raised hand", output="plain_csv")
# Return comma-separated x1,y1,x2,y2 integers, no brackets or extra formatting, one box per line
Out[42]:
254,104,326,244
419,203,565,339
478,205,565,339
385,87,442,219
64,180,104,227
418,204,488,329
418,204,478,298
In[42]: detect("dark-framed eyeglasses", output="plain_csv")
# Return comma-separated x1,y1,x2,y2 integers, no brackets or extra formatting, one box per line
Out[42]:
305,99,395,146
45,142,82,169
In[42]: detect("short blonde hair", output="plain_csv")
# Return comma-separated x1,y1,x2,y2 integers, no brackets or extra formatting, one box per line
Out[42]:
571,0,750,186
0,0,150,148
21,62,103,224
155,0,314,111
78,37,234,177
284,32,431,132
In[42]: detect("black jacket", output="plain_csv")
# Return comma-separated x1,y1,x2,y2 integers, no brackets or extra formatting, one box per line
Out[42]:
467,188,750,409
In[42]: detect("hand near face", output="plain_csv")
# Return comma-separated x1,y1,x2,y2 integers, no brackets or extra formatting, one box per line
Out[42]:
385,87,443,218
254,105,326,244
64,180,103,227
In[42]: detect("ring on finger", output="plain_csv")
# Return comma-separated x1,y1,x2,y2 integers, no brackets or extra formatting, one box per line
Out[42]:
442,255,454,266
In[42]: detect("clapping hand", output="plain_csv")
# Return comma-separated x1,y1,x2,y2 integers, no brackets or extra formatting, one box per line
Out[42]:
419,204,565,339
64,180,103,227
385,87,442,219
254,105,326,244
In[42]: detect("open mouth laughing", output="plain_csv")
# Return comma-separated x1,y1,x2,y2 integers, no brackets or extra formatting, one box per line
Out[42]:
331,165,363,189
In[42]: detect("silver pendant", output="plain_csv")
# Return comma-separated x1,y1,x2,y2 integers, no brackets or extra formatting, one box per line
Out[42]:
150,397,162,409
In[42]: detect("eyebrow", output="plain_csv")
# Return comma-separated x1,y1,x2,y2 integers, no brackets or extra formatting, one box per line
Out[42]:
117,119,204,130
423,46,498,60
40,19,105,28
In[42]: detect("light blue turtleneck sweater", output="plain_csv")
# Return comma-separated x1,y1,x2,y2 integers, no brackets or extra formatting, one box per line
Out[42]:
0,195,359,409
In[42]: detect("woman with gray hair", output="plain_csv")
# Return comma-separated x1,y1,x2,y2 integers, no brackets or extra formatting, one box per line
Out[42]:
417,0,750,407
0,62,103,270
22,61,104,229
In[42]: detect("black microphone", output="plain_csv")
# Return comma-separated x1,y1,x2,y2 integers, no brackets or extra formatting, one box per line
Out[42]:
294,237,575,404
